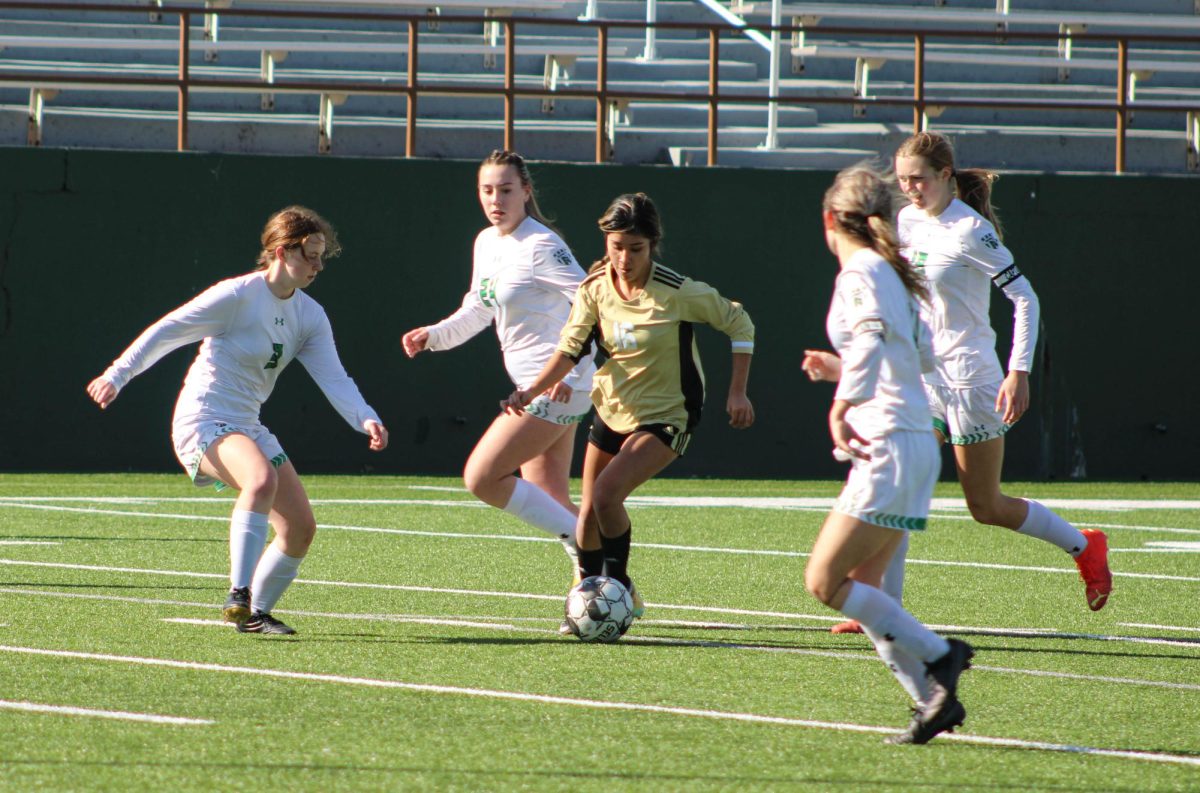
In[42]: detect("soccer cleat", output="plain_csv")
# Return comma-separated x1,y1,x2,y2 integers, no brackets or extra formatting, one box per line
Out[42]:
920,638,973,740
628,581,645,619
558,618,574,636
884,700,967,745
830,619,864,635
562,538,583,588
221,586,251,624
236,611,296,635
1075,529,1112,611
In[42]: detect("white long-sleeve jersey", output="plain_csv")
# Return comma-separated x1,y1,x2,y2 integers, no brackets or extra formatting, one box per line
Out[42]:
101,271,381,432
424,216,595,391
827,249,934,439
898,198,1040,387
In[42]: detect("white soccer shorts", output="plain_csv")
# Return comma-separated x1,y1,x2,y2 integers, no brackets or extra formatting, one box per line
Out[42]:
925,380,1014,446
172,418,287,489
833,430,938,531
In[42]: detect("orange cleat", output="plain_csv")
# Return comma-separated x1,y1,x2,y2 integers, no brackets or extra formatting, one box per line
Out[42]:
1075,528,1112,611
831,619,864,635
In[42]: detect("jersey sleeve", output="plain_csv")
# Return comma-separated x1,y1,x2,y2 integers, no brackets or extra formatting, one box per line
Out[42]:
832,271,887,405
556,280,600,363
100,279,239,394
531,237,585,302
961,220,1040,373
424,243,497,351
296,310,382,432
677,278,755,354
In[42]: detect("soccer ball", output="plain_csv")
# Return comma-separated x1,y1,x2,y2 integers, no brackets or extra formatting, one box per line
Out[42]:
564,576,634,643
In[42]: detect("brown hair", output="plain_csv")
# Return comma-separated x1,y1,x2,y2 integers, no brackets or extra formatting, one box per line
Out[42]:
479,149,559,236
823,162,929,303
256,205,340,270
895,131,1003,239
589,192,663,274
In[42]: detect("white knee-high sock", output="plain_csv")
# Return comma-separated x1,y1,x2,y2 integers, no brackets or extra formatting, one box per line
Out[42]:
229,510,269,589
840,580,950,664
503,478,577,542
1018,499,1088,557
880,532,909,603
862,623,932,705
250,545,303,614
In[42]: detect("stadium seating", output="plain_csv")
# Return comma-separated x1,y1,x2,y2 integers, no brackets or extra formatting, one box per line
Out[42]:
0,0,1196,171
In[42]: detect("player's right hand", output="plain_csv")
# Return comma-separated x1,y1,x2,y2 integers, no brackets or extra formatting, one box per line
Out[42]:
401,327,429,358
501,389,532,415
802,349,842,382
86,377,117,410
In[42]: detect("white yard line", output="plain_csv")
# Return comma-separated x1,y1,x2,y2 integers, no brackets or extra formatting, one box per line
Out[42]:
1,503,1195,582
1120,623,1200,634
0,541,60,546
0,643,1195,767
0,698,212,725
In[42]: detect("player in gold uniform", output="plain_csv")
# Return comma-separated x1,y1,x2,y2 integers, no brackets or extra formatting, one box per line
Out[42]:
503,193,754,617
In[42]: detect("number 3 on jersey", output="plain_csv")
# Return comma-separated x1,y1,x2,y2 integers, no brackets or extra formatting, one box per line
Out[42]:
610,321,637,351
264,343,284,370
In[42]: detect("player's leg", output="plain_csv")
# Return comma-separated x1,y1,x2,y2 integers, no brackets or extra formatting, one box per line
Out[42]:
464,411,578,543
954,438,1111,609
575,441,615,580
240,461,313,635
198,432,278,624
587,431,678,616
519,424,583,581
806,514,970,743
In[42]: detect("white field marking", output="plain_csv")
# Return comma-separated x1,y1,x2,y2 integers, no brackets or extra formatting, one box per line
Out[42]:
3,502,1197,583
1,645,1197,768
0,699,212,725
6,560,1200,646
0,541,60,546
1121,623,1200,634
11,586,1200,691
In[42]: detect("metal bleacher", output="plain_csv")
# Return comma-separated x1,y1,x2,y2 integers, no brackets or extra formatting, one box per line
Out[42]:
0,0,1197,172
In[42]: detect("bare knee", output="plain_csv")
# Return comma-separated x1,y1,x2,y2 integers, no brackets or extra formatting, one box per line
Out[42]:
804,567,841,607
277,522,316,555
965,495,1007,527
241,464,279,503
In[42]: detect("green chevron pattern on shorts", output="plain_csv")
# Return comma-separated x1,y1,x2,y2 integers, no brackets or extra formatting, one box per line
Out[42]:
949,422,1013,446
863,511,927,531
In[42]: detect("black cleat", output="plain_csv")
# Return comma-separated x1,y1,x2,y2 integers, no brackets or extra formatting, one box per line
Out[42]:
236,611,296,635
558,618,574,636
884,700,967,745
222,587,251,624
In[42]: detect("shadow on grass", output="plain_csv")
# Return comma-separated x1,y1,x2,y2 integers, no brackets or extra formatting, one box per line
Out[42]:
2,759,1134,789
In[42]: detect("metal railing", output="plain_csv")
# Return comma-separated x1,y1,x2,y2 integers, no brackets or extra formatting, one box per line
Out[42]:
1,1,1197,172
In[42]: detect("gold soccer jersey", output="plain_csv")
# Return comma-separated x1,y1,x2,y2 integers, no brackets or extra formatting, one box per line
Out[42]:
556,261,754,434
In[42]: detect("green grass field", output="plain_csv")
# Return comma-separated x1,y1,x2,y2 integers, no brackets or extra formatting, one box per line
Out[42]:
0,473,1197,791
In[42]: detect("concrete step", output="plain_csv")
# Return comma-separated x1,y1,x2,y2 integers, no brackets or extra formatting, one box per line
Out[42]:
625,100,818,126
669,145,879,168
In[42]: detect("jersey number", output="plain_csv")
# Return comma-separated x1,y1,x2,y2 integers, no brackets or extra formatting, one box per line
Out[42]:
264,343,284,370
610,321,637,351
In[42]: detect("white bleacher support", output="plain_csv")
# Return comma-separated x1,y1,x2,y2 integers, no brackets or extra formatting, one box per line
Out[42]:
764,0,781,149
580,0,597,21
541,54,576,113
607,98,628,154
204,0,231,63
148,0,162,23
922,103,945,130
260,50,287,111
852,56,885,117
318,93,346,154
644,0,657,62
1188,111,1200,171
26,88,57,146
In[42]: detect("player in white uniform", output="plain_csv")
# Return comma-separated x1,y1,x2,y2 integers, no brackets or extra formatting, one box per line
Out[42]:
804,163,973,745
87,206,388,635
401,151,594,581
808,132,1112,636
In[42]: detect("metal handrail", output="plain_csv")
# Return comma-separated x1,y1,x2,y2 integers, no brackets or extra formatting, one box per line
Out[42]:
1,2,1196,171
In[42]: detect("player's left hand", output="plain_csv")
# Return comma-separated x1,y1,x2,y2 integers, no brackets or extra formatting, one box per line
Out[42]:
996,370,1030,424
545,382,573,403
364,420,389,451
501,389,533,415
727,393,755,429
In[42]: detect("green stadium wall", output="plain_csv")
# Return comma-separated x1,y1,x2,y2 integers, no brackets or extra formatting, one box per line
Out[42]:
1,147,1196,480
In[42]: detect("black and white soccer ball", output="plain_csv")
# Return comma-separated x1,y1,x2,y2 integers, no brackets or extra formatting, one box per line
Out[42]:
563,575,634,643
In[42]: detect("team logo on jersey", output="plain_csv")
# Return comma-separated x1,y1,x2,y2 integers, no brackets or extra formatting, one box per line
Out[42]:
980,233,1000,250
274,317,285,325
552,248,574,267
910,251,929,267
264,343,284,370
609,321,637,351
478,278,497,307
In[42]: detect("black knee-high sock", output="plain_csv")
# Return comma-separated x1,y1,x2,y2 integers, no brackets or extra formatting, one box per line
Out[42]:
600,524,632,588
578,547,605,579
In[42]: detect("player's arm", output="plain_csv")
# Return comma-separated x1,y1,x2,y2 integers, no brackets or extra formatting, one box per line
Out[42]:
87,281,237,409
802,350,842,382
678,279,756,428
402,249,496,357
503,284,598,413
296,312,389,450
832,272,887,409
